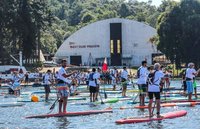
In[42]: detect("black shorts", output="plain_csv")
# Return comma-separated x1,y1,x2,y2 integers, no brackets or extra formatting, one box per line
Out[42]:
86,81,89,85
89,86,96,93
148,92,160,100
138,84,147,94
183,81,187,91
44,85,51,94
96,85,99,92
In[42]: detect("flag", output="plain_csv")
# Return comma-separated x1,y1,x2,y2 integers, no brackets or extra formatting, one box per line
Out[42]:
102,57,108,72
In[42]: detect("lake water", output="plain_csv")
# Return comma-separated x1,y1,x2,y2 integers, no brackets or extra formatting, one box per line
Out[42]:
0,80,200,129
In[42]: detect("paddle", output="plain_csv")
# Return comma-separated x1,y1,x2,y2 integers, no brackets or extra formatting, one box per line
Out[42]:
103,83,107,99
47,97,59,114
132,93,139,104
99,89,104,104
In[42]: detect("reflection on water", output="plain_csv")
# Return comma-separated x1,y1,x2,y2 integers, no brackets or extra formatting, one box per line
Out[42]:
57,117,70,129
148,121,164,129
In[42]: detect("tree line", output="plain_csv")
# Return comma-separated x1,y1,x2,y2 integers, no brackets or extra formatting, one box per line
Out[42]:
1,0,200,68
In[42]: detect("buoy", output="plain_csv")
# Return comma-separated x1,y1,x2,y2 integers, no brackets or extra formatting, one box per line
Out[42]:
31,95,39,102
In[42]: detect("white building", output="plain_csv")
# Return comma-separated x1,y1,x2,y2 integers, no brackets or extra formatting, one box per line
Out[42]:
55,18,160,66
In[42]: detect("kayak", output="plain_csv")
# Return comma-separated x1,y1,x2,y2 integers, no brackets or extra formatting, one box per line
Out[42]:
26,109,113,118
0,102,25,107
115,110,187,124
134,102,200,109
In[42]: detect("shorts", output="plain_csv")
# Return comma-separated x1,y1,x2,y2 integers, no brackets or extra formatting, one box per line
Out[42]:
44,85,51,94
96,85,99,92
138,84,147,94
89,86,96,93
58,89,69,97
186,81,193,94
148,92,160,100
86,81,89,85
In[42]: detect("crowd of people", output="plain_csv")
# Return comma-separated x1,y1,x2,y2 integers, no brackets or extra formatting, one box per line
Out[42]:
1,59,200,117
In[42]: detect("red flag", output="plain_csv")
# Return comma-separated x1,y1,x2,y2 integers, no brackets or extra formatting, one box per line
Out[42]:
102,57,108,72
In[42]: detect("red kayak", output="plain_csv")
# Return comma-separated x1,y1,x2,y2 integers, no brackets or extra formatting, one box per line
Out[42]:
116,110,187,124
134,102,200,109
26,109,112,118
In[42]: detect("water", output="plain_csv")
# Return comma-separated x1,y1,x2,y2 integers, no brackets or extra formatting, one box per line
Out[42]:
0,80,200,129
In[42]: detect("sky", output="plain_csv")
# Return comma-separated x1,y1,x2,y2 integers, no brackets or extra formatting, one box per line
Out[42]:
137,0,180,7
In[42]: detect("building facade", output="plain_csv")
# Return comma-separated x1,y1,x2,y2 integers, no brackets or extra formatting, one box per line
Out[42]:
55,18,160,66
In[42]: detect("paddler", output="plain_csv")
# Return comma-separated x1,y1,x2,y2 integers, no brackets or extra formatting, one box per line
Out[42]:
121,67,129,97
185,63,200,101
89,68,98,102
10,71,22,96
43,69,53,102
137,61,149,106
57,59,76,113
148,63,164,118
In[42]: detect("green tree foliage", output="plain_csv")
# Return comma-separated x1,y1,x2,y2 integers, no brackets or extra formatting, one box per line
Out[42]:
1,0,167,64
0,0,52,64
157,0,200,68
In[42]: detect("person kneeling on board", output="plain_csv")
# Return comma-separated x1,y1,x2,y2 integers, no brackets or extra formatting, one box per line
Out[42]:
9,71,22,96
57,59,76,113
148,63,164,118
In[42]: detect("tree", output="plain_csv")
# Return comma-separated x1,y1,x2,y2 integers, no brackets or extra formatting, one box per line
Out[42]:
157,0,200,68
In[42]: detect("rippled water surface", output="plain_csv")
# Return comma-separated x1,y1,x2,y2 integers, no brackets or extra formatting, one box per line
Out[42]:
0,80,200,129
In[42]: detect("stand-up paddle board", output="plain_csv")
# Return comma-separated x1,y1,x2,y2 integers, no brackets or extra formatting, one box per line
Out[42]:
134,102,200,109
26,109,113,118
99,91,122,94
70,98,119,105
116,110,187,124
0,102,25,107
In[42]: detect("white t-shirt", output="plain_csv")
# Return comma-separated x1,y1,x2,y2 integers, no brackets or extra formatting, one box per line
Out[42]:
148,70,164,92
137,66,149,85
186,68,196,79
95,72,101,84
44,73,52,85
58,67,72,84
89,72,98,87
121,70,128,80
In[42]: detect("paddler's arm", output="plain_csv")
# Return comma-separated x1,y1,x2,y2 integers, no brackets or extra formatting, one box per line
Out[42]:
194,68,200,76
62,71,77,78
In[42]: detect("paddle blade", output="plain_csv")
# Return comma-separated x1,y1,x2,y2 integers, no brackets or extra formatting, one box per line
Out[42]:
49,103,55,110
104,93,107,99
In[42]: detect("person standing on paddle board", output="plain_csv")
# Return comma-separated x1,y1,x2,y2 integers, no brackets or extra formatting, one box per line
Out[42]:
89,68,98,102
95,68,101,101
121,67,129,97
137,61,149,106
185,63,200,101
57,59,76,113
43,70,53,102
148,63,164,118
